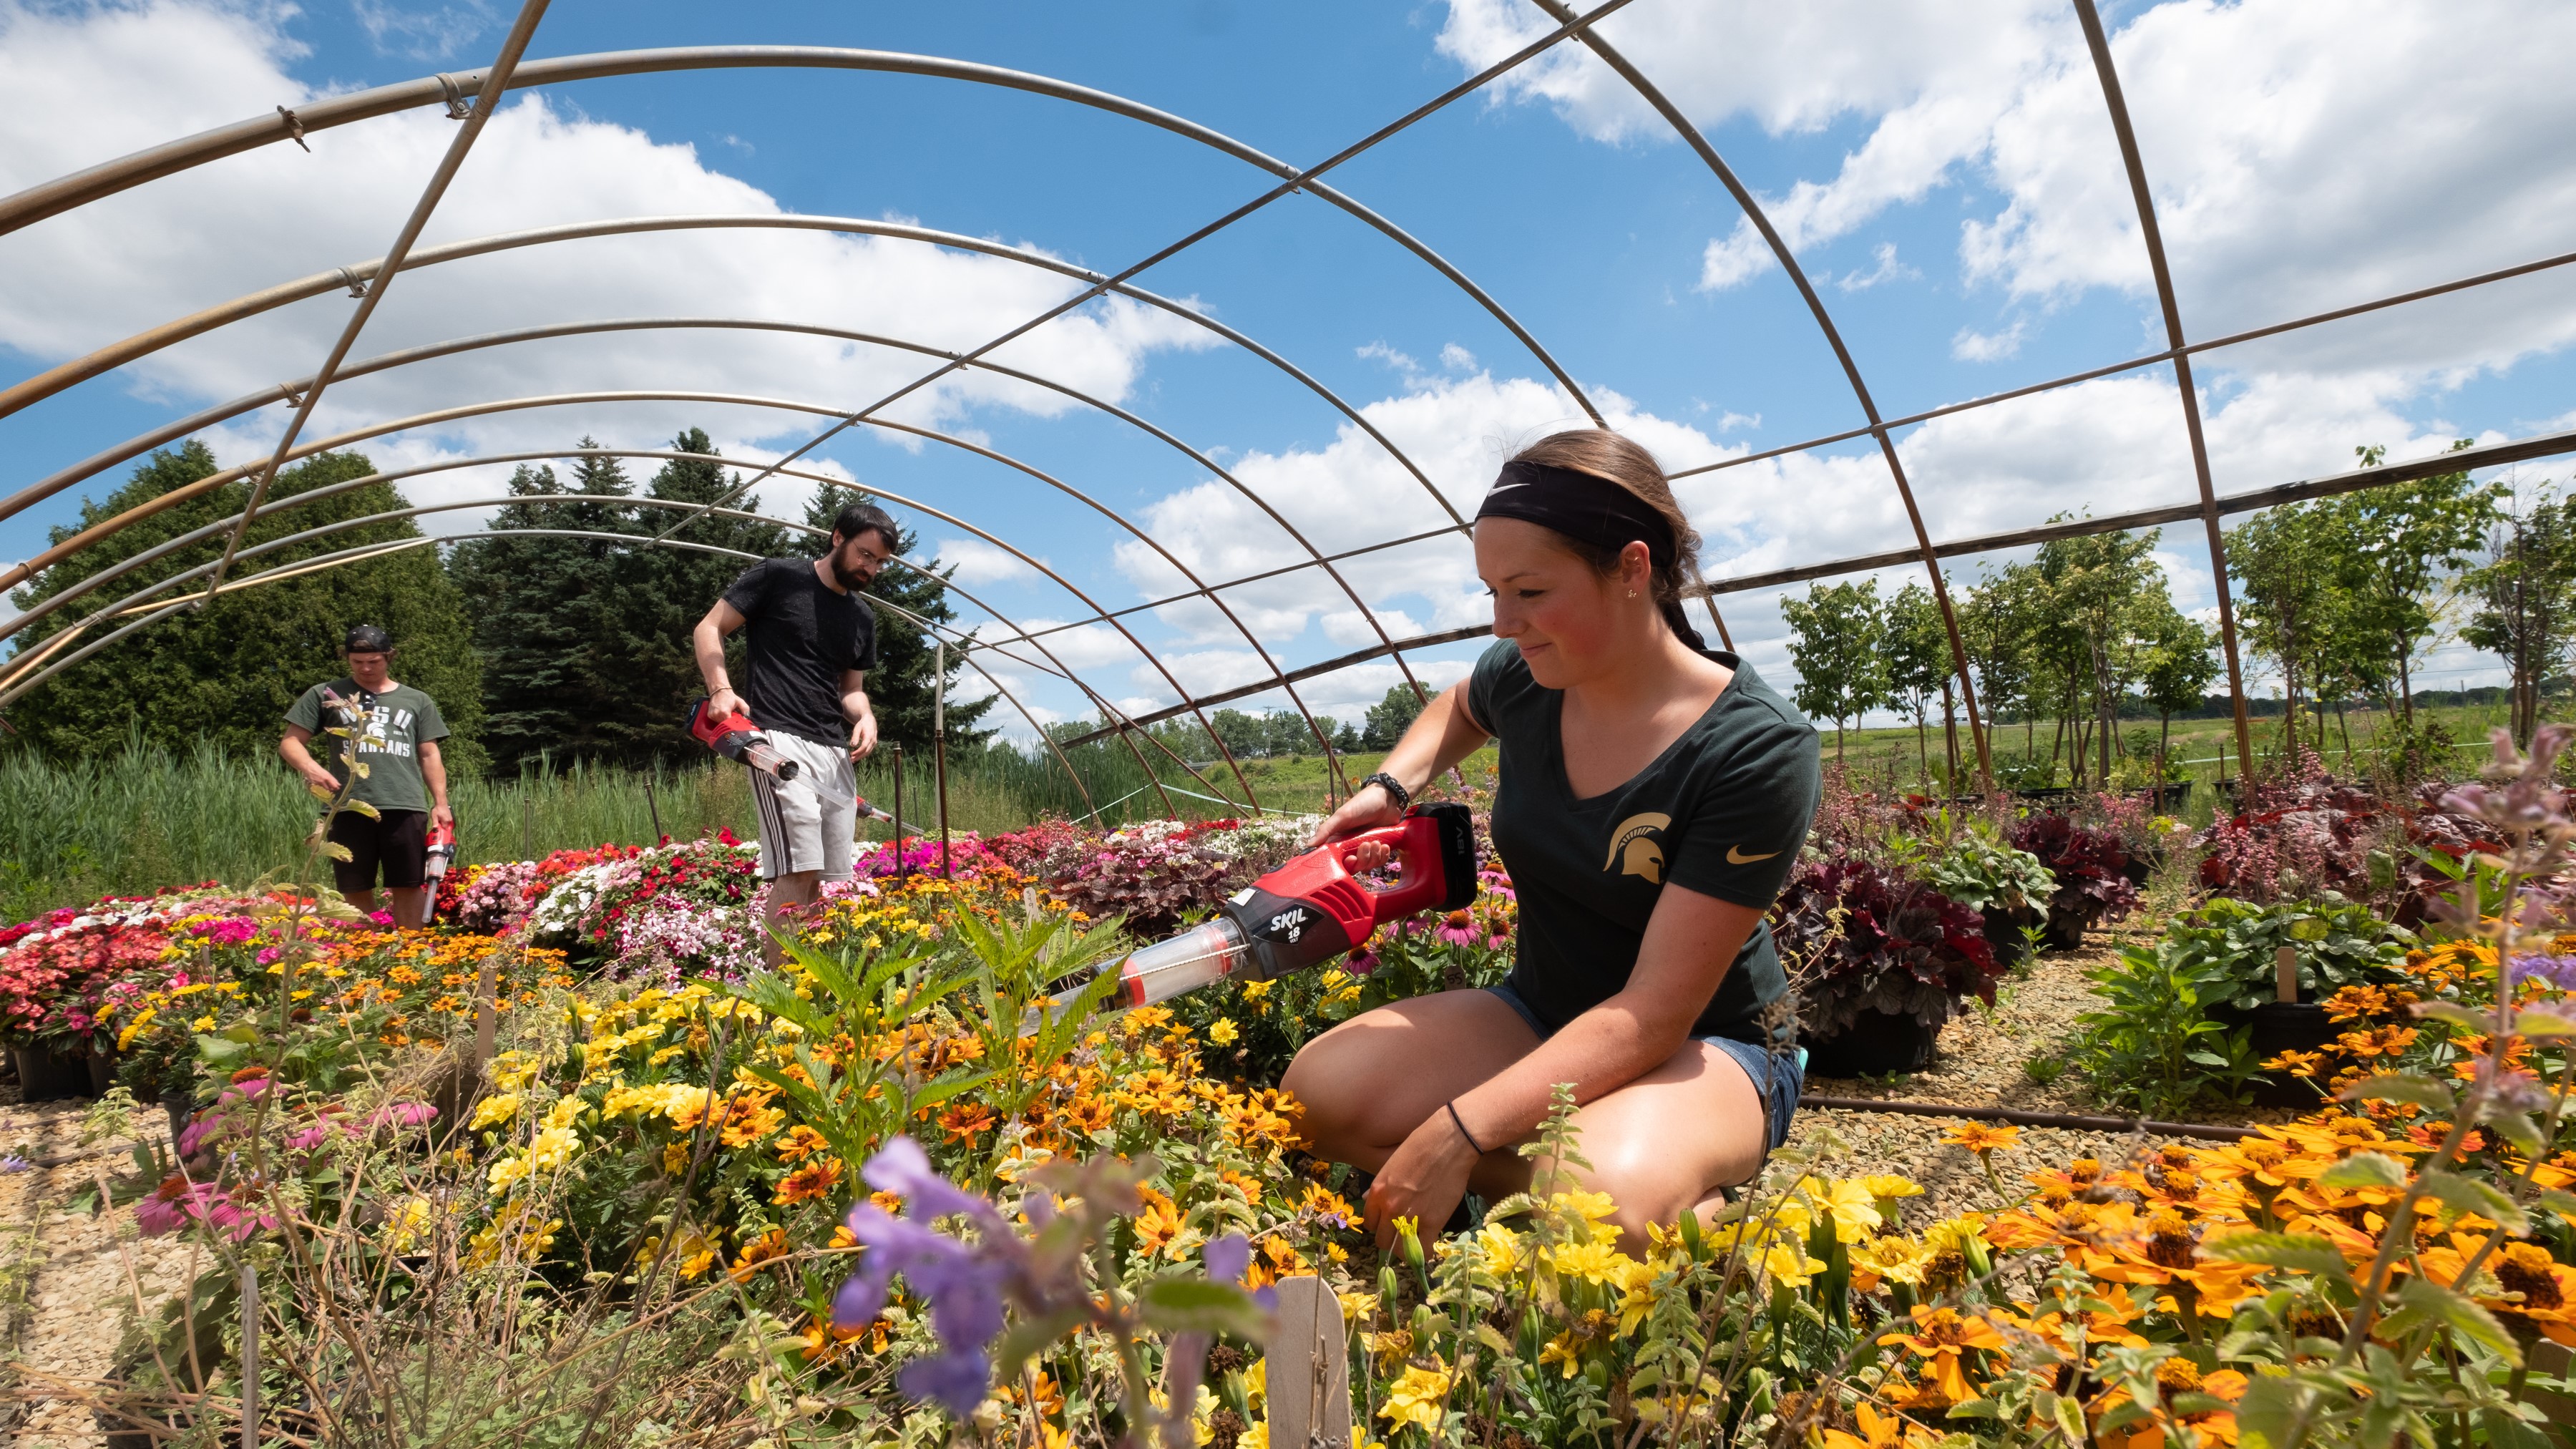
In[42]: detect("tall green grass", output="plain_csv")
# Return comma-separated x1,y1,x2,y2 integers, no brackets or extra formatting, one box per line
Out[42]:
0,735,1358,922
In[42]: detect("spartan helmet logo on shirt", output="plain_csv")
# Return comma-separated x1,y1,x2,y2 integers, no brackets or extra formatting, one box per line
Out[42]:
1603,812,1672,884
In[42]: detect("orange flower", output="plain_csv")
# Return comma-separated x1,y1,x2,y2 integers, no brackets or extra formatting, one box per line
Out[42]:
1127,1184,1186,1257
1941,1122,2021,1155
938,1101,997,1145
774,1157,846,1205
1818,1402,1943,1449
776,1125,831,1163
1878,1306,2005,1403
729,1227,791,1282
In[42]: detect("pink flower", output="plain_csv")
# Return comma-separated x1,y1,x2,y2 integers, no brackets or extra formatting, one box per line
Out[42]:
256,947,283,965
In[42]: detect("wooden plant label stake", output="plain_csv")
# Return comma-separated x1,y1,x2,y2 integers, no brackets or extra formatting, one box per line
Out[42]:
1264,1275,1352,1449
2275,945,2299,1005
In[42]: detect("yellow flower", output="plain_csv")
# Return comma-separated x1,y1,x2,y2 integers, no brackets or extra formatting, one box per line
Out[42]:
1859,1174,1924,1201
467,1093,519,1131
542,1096,585,1132
1796,1176,1884,1239
1473,1221,1525,1277
1849,1234,1935,1287
192,1014,218,1030
527,1125,578,1174
1377,1363,1452,1433
1208,1019,1240,1045
1545,1238,1637,1287
1241,978,1274,1000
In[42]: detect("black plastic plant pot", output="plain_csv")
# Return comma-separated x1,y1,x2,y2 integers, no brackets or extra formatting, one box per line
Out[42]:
1981,907,2038,970
1803,1008,1943,1078
2247,1000,2340,1108
9,1044,101,1102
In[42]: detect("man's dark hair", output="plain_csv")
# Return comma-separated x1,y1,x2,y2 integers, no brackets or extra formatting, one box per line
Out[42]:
343,624,393,653
831,501,899,552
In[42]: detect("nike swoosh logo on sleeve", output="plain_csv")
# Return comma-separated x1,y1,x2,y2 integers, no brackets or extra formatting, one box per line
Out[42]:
1725,845,1781,864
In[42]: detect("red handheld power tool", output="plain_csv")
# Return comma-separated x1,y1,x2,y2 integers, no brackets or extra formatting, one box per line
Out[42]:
1022,802,1478,1033
685,696,890,819
687,696,801,783
418,818,456,927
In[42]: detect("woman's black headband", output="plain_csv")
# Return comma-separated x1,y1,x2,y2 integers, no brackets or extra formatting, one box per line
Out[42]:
1472,459,1677,570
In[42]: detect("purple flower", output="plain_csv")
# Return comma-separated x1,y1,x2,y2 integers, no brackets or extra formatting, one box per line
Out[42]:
1204,1232,1249,1284
2507,953,2576,992
833,1137,1020,1415
0,1153,30,1174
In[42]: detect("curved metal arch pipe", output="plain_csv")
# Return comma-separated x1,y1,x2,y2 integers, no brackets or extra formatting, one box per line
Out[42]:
0,419,1267,812
0,215,1455,550
3,357,1431,801
1523,0,1988,782
0,47,1601,428
11,307,1431,779
2071,0,2255,776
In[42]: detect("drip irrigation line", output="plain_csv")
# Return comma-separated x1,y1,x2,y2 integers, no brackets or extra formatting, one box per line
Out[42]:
1799,1093,2262,1144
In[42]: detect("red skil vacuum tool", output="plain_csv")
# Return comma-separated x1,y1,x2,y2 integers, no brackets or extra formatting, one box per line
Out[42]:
686,696,891,819
1022,801,1477,1033
688,696,801,784
418,819,456,927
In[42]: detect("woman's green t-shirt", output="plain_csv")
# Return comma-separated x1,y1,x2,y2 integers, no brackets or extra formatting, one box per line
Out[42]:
1466,638,1821,1045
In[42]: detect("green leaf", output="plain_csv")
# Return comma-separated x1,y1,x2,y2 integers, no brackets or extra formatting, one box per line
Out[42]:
195,1033,246,1065
2411,1000,2491,1033
2340,1073,2456,1113
322,842,353,863
2202,1231,2353,1279
2509,1008,2576,1039
2394,1276,2521,1365
995,1305,1093,1380
1138,1278,1272,1339
2316,1151,2409,1189
341,798,381,821
2414,1170,2531,1234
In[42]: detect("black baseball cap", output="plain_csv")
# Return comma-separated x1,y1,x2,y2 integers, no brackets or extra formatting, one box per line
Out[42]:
343,625,393,653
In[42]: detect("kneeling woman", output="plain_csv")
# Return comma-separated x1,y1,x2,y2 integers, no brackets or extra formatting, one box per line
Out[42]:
1283,430,1820,1250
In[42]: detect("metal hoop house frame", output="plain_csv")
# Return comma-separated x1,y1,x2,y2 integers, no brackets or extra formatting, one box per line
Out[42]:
7,0,2576,814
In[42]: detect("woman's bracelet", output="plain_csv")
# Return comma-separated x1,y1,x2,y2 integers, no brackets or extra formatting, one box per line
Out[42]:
1444,1100,1487,1156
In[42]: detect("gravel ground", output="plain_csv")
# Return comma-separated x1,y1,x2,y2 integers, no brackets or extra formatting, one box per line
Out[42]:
1784,919,2301,1225
0,1092,200,1449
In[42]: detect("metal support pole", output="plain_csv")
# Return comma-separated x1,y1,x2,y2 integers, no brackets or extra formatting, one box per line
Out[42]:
889,742,905,878
643,770,665,844
935,638,951,879
240,1261,259,1446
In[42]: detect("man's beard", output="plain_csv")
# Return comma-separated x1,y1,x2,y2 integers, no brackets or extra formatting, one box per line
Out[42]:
830,552,874,590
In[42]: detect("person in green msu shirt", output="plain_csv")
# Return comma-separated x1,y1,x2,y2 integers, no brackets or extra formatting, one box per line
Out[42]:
1284,430,1821,1252
280,625,454,924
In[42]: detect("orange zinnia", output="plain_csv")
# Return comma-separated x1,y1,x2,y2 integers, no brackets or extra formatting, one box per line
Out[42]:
1878,1306,2005,1403
774,1157,846,1205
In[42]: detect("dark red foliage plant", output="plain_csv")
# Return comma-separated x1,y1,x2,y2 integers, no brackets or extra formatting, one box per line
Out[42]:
2006,811,2141,947
1770,852,2003,1038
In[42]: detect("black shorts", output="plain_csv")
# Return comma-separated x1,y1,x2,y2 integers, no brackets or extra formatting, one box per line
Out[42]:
328,809,427,894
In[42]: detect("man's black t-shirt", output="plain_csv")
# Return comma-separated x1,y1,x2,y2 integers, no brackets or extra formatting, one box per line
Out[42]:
722,557,881,748
1466,638,1820,1045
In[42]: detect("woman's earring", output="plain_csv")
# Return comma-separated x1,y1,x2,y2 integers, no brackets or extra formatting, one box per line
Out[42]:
1626,589,1637,598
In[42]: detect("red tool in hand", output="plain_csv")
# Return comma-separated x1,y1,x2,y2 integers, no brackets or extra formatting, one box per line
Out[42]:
418,818,456,926
687,696,801,784
685,696,892,819
1023,802,1478,1033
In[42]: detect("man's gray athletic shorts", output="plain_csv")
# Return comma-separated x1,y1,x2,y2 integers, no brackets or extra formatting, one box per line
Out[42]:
748,731,858,881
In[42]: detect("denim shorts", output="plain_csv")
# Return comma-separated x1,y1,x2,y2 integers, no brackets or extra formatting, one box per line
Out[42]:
1485,981,1803,1166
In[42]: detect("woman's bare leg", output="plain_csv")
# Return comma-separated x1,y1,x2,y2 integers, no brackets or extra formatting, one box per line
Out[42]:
1281,990,1541,1196
1525,1040,1769,1247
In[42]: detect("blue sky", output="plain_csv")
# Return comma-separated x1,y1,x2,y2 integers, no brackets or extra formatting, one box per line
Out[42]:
6,0,2575,738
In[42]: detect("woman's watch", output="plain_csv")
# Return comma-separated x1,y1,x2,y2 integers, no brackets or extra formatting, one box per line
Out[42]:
1360,771,1411,812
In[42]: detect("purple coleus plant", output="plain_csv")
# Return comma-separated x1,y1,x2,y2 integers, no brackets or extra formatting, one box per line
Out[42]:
835,1136,1272,1435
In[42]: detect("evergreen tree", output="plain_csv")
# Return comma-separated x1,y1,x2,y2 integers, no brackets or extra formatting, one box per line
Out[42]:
445,441,641,773
801,482,994,752
5,442,484,769
585,429,788,764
